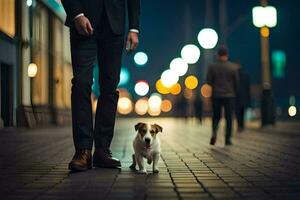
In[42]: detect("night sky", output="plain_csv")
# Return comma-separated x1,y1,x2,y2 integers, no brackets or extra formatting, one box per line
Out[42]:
122,0,300,101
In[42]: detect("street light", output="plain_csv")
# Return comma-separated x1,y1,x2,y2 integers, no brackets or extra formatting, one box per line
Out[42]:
27,63,38,124
28,63,38,78
252,6,277,28
252,0,277,126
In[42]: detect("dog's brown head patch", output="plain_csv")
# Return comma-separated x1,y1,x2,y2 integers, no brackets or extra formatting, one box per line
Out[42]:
135,122,148,137
150,124,163,135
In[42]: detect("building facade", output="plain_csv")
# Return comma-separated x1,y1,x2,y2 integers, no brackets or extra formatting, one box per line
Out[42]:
0,0,72,128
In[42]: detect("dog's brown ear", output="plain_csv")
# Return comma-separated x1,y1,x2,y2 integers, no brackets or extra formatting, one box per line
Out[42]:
135,122,145,131
153,124,163,133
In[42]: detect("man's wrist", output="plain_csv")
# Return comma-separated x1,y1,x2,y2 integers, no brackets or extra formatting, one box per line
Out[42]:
74,13,84,20
129,29,139,33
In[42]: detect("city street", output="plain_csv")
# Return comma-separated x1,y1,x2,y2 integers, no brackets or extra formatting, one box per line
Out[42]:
1,118,300,200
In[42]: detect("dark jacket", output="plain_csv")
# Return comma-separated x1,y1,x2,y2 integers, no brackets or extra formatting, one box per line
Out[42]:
61,0,140,35
207,60,239,98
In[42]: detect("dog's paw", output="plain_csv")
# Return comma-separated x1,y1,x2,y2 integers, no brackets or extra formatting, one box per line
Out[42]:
153,168,159,173
137,169,147,174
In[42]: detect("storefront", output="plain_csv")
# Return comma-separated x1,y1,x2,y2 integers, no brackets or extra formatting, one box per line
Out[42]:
0,0,18,127
1,0,72,128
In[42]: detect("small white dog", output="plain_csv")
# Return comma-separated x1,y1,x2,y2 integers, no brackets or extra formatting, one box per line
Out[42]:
130,122,163,174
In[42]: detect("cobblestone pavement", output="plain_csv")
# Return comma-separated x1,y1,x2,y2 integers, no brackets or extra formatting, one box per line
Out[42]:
1,118,300,200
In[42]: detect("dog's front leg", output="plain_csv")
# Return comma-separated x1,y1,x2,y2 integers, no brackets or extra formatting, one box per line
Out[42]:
129,154,136,170
152,152,160,173
136,154,147,174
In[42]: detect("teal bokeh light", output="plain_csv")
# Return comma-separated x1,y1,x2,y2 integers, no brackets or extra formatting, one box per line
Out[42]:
272,50,286,78
119,67,130,86
134,52,148,66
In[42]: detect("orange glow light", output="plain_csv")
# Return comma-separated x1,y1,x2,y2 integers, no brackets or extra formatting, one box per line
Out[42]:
260,27,270,37
156,79,170,94
170,83,181,95
185,75,198,90
135,98,148,115
161,99,172,112
201,84,212,98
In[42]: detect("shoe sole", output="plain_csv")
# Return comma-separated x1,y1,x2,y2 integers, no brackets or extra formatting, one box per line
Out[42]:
68,164,92,172
93,163,121,169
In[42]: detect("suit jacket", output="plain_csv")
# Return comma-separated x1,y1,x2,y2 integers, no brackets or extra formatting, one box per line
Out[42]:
61,0,140,35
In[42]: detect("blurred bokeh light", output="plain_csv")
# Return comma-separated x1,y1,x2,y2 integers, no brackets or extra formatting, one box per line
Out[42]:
260,27,270,38
135,98,149,115
161,99,172,112
134,80,149,96
252,6,277,28
170,83,181,95
185,75,198,90
170,57,188,77
201,84,212,98
117,97,133,115
26,0,33,7
181,44,201,64
288,106,297,117
161,69,179,88
156,79,170,94
28,63,38,78
198,28,218,49
134,52,148,66
119,67,130,86
148,93,162,116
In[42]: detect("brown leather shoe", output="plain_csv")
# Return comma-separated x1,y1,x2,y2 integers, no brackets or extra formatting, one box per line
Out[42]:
68,149,92,172
93,148,121,168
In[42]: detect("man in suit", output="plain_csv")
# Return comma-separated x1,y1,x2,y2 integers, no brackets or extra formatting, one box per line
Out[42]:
61,0,140,172
207,46,239,146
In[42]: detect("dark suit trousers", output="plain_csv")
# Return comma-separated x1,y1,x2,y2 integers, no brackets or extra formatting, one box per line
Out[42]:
70,11,124,150
212,97,234,141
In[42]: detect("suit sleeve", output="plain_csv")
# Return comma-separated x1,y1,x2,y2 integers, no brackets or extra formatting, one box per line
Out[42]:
127,0,141,31
61,0,83,23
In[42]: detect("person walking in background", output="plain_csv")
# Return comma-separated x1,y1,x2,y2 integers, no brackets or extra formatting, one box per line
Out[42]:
61,0,140,172
207,46,239,146
235,62,251,132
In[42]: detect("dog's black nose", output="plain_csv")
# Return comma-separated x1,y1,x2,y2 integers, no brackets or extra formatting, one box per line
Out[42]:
145,138,151,144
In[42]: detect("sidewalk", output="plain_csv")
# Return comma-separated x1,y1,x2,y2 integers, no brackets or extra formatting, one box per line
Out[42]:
1,118,300,200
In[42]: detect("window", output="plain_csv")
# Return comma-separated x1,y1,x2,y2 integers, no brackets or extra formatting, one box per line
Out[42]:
0,0,15,37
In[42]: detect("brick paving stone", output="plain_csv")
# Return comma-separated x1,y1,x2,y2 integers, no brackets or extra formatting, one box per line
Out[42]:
1,118,300,199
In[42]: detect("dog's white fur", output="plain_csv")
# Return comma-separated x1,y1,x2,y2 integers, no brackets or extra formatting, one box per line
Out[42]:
130,123,162,174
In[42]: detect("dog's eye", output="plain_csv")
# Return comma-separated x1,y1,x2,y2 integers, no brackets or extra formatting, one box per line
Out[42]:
142,129,146,133
150,130,155,134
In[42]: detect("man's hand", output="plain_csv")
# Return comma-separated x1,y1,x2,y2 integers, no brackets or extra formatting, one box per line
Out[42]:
74,15,94,36
126,32,139,52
